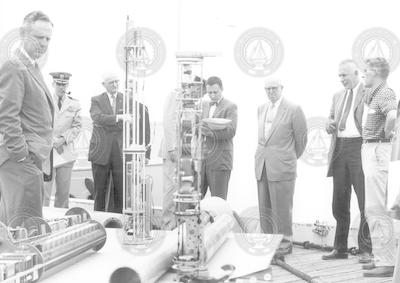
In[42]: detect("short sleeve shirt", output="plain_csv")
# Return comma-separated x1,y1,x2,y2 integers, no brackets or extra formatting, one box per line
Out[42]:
362,83,396,140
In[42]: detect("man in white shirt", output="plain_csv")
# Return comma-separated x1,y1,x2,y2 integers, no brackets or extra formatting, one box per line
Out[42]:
323,60,372,262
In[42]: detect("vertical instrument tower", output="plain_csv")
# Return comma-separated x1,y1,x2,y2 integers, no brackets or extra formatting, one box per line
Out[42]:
122,17,152,244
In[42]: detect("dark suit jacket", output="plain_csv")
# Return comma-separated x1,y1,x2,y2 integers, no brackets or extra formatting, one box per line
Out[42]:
326,84,366,177
88,92,150,165
0,49,54,166
202,98,238,170
255,98,307,181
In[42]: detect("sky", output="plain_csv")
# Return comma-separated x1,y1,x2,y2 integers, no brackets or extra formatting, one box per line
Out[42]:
1,0,400,224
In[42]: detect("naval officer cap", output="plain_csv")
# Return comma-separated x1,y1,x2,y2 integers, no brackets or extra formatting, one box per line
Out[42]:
50,72,72,84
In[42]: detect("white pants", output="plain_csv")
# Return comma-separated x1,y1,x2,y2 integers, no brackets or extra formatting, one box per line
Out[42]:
43,161,74,208
362,142,395,267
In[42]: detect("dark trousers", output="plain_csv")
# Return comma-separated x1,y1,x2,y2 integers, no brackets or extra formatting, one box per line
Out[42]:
331,137,371,254
92,137,123,213
200,163,231,200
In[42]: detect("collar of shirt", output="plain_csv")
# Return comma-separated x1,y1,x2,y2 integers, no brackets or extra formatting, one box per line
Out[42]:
19,46,35,66
107,92,117,102
54,93,65,103
210,97,224,106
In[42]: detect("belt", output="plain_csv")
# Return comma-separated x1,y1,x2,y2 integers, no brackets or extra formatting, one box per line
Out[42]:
363,138,391,143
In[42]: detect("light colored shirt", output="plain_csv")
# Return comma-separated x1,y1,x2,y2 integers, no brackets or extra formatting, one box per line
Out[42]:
208,97,223,118
338,83,361,138
264,96,283,139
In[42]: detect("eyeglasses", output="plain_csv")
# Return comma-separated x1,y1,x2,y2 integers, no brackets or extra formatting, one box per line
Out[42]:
264,87,281,91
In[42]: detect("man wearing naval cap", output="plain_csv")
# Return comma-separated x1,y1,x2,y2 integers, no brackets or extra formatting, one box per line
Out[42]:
43,72,81,208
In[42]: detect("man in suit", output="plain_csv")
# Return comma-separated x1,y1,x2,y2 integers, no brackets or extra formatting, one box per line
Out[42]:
43,72,81,208
88,74,150,213
255,79,307,255
0,11,54,226
322,60,372,262
200,76,237,200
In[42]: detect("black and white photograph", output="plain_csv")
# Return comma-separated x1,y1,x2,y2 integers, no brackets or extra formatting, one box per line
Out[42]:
1,0,400,282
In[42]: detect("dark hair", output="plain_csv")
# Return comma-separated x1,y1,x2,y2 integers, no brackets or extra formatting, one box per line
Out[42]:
207,76,223,90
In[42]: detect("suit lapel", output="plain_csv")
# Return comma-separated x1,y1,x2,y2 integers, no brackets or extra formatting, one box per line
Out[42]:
335,90,347,125
260,103,268,141
101,93,113,114
16,50,54,116
353,84,366,133
212,99,226,118
354,84,366,110
265,99,288,143
116,92,123,114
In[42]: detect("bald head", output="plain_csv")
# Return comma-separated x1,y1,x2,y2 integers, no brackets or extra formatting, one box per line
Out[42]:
102,73,119,94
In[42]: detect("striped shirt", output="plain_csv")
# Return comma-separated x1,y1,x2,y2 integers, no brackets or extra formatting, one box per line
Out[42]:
362,82,396,140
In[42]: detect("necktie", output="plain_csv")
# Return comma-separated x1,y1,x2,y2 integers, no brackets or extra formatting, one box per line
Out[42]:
339,89,353,131
111,94,116,114
264,103,275,139
58,97,62,110
210,101,218,106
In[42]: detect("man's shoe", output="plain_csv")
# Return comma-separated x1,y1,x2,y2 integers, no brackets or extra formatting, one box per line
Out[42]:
363,266,394,277
276,240,293,256
361,263,376,270
358,253,372,264
276,245,292,256
322,249,348,260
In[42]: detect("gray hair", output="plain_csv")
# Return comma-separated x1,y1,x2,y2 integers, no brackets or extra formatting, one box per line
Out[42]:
365,57,390,79
339,59,359,74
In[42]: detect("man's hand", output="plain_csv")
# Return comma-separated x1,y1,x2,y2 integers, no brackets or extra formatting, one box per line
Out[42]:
326,119,336,134
53,137,65,148
116,114,132,121
200,125,213,137
55,146,64,155
168,150,177,163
